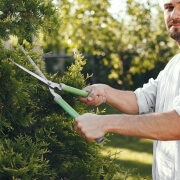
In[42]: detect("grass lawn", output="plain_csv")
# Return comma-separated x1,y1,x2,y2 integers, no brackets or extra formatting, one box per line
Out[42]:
96,104,154,179
101,135,153,179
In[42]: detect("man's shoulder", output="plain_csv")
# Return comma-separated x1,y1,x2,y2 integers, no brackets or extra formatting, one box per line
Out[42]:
164,53,180,69
158,54,180,78
169,53,180,64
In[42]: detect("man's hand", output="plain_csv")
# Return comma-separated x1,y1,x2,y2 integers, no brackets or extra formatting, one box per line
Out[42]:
79,84,107,106
74,113,106,142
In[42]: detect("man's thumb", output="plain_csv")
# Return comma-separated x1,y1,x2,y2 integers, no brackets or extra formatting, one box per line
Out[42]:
87,90,95,101
88,96,93,101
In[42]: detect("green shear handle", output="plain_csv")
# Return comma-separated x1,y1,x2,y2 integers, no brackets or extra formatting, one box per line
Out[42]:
55,95,105,144
60,83,89,97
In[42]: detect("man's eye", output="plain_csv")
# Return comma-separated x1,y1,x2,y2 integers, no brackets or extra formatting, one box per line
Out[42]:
165,6,174,11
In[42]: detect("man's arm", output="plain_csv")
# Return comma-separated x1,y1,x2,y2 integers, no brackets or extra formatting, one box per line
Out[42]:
75,110,180,142
79,84,139,115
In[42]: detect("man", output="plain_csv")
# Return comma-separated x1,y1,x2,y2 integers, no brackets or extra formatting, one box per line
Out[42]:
75,0,180,179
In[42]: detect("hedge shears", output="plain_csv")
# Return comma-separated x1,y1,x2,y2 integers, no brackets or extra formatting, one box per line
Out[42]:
8,45,105,143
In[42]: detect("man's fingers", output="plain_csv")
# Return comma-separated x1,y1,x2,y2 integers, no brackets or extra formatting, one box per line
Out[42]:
79,90,97,105
81,128,87,140
94,96,104,106
79,96,88,103
85,136,94,142
87,89,97,101
79,127,94,142
74,121,78,131
74,117,81,131
75,122,85,138
85,96,104,106
74,120,93,141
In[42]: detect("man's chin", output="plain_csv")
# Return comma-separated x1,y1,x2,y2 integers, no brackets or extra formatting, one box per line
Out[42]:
169,29,180,41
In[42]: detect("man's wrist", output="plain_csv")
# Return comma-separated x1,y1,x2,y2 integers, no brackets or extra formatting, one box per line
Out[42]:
103,84,111,103
102,115,114,134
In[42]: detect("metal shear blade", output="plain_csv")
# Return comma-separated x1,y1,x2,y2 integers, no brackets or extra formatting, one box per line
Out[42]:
8,58,62,91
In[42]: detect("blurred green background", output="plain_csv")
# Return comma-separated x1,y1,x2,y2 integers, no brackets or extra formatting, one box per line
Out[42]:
2,0,179,179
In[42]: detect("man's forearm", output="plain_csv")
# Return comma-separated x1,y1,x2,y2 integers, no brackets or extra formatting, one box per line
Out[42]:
104,110,180,141
80,84,139,114
104,85,139,115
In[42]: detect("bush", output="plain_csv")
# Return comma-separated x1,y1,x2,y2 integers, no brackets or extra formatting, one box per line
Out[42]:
0,0,128,178
0,42,126,179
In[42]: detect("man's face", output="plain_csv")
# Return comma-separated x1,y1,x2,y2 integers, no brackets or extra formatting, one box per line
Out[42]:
164,0,180,42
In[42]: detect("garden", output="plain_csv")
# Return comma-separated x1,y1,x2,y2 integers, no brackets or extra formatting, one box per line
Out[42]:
0,0,179,179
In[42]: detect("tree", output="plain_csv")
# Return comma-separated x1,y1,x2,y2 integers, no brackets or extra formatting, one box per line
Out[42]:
117,0,179,89
41,0,179,90
0,0,61,42
105,0,179,89
41,0,121,86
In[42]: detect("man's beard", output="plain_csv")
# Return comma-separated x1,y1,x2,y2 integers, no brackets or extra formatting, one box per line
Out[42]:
169,28,180,42
168,20,180,42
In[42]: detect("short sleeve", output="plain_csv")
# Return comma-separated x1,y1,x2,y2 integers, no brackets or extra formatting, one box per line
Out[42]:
134,71,164,114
